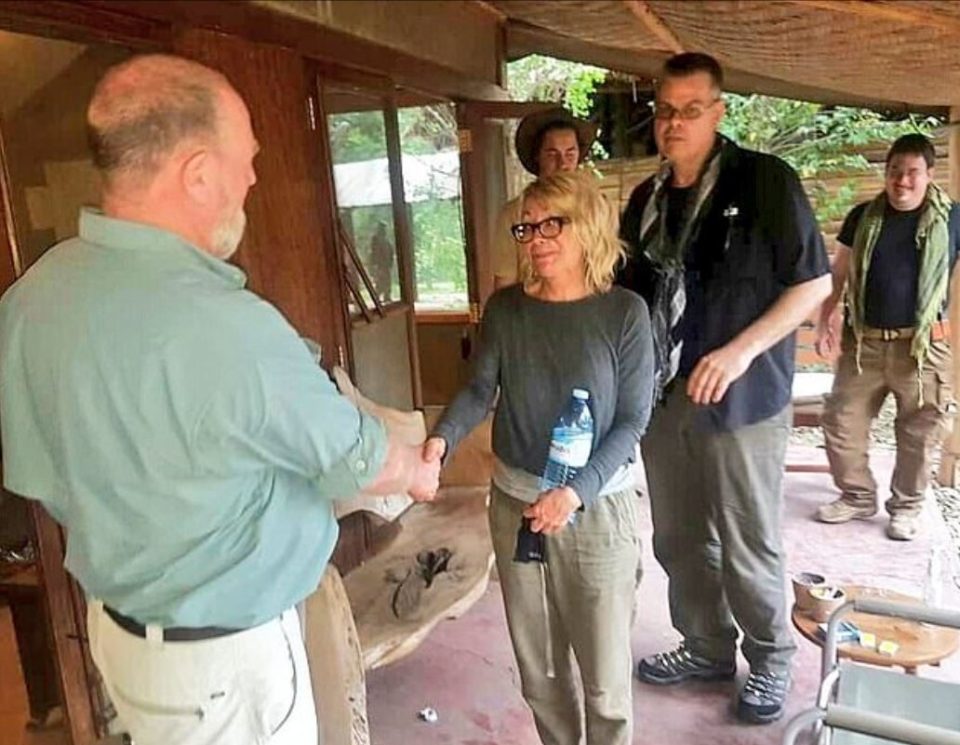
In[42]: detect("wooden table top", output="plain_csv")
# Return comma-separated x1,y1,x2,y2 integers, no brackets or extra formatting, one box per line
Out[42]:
792,584,960,669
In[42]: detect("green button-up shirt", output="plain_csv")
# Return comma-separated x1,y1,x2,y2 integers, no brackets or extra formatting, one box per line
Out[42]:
0,209,387,628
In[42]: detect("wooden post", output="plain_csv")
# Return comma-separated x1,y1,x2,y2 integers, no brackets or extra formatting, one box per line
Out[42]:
383,101,423,410
174,27,349,363
455,105,485,314
31,509,100,744
0,116,21,293
938,105,960,486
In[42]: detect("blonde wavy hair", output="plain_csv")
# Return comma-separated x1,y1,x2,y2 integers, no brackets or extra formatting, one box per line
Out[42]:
517,171,625,294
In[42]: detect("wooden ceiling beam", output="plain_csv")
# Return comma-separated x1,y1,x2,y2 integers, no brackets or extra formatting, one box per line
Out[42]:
623,0,684,54
472,0,507,22
787,0,960,37
70,0,510,102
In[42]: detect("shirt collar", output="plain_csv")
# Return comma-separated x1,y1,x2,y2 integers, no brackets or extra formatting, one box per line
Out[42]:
78,207,247,289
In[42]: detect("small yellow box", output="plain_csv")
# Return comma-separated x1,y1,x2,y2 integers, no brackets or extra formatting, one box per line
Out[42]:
878,640,900,657
859,632,877,650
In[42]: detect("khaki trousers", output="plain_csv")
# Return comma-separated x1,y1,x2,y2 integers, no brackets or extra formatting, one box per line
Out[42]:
89,603,318,745
822,334,954,516
489,484,641,745
642,386,796,673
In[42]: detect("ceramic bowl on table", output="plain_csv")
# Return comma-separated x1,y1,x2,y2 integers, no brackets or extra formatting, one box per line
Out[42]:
792,571,827,611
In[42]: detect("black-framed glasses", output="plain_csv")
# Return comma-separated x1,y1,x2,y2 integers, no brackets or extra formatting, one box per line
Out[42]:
511,216,570,243
651,98,720,121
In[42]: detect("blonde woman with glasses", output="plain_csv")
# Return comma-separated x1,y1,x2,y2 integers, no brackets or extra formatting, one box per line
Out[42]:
425,171,655,745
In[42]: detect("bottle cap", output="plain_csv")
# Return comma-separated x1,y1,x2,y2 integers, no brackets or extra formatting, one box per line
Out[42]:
573,388,589,400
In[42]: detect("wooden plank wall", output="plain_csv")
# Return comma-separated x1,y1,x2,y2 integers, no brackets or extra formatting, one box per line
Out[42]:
173,27,348,362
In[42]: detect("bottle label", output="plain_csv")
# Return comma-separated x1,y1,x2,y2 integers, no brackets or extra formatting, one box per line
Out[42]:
548,428,592,468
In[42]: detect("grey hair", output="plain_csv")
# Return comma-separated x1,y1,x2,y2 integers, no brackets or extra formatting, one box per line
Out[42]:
87,54,229,184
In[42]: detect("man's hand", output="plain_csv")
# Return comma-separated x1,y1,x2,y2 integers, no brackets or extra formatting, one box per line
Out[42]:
362,438,441,501
686,341,755,405
408,436,445,502
408,450,440,502
523,486,582,534
815,306,842,360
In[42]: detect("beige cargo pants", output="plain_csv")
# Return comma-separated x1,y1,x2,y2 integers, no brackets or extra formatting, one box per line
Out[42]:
822,334,954,516
489,484,641,745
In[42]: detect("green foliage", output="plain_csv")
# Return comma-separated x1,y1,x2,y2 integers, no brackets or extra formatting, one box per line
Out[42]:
398,104,468,308
411,199,468,302
398,105,457,155
328,111,388,164
507,55,609,158
720,94,941,223
508,55,601,107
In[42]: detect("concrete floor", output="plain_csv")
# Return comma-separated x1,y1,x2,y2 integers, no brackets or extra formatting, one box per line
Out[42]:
365,443,960,745
2,444,958,745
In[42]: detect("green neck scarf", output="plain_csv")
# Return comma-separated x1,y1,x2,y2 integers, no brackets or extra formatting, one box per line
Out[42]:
846,183,951,399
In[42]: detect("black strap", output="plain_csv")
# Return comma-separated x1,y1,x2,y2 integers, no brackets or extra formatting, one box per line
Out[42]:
104,605,241,642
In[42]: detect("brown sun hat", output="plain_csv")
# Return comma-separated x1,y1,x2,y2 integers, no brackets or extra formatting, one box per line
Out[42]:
514,107,599,175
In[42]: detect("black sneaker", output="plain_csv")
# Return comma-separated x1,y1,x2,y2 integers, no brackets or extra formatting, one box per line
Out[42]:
736,670,790,723
636,645,736,685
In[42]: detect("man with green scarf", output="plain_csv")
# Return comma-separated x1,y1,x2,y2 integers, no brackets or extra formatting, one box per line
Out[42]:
815,134,960,541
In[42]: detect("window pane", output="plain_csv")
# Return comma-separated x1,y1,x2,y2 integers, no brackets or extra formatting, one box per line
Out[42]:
324,88,401,315
398,104,468,312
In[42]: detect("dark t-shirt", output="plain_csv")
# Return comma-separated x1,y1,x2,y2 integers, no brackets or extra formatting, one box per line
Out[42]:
837,200,960,328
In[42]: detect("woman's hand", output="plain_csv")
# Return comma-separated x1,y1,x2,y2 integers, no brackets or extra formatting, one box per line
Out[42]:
423,436,447,463
523,486,582,534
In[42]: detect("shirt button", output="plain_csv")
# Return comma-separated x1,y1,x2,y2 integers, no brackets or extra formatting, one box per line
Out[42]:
355,459,367,472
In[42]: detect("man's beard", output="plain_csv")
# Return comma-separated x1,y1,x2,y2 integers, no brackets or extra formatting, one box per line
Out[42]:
210,208,247,259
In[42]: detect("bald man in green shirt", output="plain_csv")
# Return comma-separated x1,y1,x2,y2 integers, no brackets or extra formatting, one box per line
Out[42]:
0,54,438,745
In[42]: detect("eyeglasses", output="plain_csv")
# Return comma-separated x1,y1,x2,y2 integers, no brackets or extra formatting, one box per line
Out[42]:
511,216,570,243
651,98,720,121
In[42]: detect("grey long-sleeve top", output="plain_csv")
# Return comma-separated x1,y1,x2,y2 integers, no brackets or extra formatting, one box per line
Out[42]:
432,284,655,506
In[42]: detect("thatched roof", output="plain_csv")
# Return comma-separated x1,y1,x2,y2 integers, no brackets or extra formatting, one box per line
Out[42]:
490,0,960,115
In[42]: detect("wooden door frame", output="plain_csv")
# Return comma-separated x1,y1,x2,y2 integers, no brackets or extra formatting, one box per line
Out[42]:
382,96,423,409
0,116,21,288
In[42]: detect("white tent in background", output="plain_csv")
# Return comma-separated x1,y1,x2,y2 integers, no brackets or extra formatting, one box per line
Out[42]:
333,150,461,209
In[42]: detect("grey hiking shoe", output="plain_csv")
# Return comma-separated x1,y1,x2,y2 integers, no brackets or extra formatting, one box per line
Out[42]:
737,670,790,723
636,644,736,685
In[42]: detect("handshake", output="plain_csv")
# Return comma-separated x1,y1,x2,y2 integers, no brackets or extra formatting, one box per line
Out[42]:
407,436,447,502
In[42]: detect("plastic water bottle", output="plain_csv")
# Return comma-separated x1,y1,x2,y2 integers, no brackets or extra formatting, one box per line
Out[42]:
540,388,594,491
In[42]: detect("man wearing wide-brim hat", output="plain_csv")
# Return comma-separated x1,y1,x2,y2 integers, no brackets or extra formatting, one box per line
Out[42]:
492,107,599,289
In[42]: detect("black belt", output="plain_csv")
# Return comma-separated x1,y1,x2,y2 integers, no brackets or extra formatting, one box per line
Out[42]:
104,605,242,642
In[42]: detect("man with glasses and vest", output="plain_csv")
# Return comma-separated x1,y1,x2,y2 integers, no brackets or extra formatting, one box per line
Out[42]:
618,52,831,724
815,134,960,541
